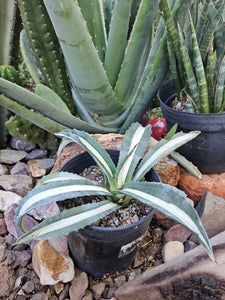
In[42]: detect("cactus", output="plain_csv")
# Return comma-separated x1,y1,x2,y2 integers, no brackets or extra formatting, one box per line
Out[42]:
6,116,58,150
0,65,21,85
17,0,75,114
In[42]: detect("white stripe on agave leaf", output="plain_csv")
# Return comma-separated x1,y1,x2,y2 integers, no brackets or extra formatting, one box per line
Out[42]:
128,125,145,153
18,185,111,217
38,172,83,184
134,132,199,181
19,202,118,243
121,188,213,260
79,137,114,178
117,150,135,188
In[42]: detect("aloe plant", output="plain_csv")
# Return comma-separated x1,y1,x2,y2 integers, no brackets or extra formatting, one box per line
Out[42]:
0,0,194,135
160,0,225,113
16,123,214,261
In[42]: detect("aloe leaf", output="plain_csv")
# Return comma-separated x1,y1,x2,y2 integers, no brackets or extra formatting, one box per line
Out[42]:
214,56,225,113
20,30,40,84
16,179,111,225
0,78,118,133
133,131,200,181
114,0,160,105
17,200,119,243
104,0,133,88
189,13,209,113
43,0,122,118
56,129,116,185
114,123,152,188
78,0,107,62
0,94,67,133
119,181,214,260
35,84,71,114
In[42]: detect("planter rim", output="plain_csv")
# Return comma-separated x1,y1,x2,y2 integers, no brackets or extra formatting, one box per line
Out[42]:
158,79,225,117
58,149,158,233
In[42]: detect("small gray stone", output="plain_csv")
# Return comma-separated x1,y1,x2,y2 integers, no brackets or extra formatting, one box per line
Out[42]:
0,149,27,164
0,174,33,196
114,275,126,288
0,163,8,175
22,281,35,294
91,282,106,299
0,264,16,297
7,249,32,268
184,240,197,252
10,162,32,176
0,190,21,211
10,136,36,152
25,149,48,160
69,272,89,300
30,292,48,300
162,241,184,263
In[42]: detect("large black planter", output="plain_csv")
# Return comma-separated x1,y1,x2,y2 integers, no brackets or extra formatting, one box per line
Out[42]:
158,80,225,174
59,149,160,278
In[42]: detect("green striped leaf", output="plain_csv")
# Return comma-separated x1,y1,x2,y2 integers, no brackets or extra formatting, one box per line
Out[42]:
56,129,116,185
17,200,119,243
214,56,225,112
114,123,152,188
119,181,214,260
16,179,111,227
133,131,200,181
189,13,209,113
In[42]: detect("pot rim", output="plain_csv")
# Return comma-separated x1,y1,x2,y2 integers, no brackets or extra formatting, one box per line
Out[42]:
158,79,225,117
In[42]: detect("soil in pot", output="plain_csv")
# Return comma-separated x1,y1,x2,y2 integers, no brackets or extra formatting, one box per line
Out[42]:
59,165,153,228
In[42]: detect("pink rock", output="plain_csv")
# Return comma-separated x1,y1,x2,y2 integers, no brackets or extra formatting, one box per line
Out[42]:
164,224,191,243
4,204,38,239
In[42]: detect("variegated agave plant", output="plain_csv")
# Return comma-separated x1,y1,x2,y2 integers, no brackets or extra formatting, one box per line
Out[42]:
161,0,225,113
16,123,214,260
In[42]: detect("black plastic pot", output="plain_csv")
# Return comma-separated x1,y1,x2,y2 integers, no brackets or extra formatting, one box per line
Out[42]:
158,80,225,174
59,149,160,278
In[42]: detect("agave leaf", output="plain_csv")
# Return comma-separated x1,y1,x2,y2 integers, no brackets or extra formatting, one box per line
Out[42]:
35,84,71,114
43,0,122,118
78,0,107,62
37,172,84,185
56,129,116,185
114,123,152,188
170,151,202,179
119,181,214,260
133,131,200,181
16,179,111,226
17,200,119,243
104,0,133,87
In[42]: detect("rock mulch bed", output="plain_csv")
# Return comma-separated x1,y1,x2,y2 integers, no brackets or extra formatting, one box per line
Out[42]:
1,134,225,299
